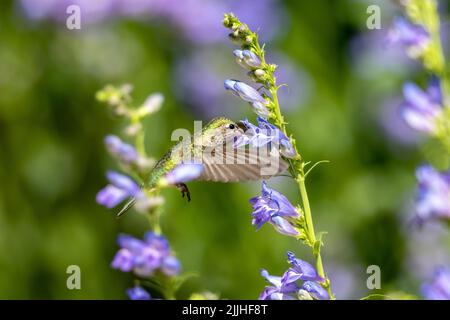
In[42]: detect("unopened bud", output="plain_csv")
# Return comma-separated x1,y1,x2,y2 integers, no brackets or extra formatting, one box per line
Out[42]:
254,69,266,79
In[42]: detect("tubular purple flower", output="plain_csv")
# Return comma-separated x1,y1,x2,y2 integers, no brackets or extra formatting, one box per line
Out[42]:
422,267,450,300
161,256,182,276
144,231,170,254
387,17,430,58
106,171,141,195
249,181,300,237
133,246,163,277
165,163,204,185
282,251,324,283
270,216,300,237
96,171,141,209
104,135,139,163
127,285,151,300
401,80,443,134
233,118,296,158
259,269,299,300
112,233,181,278
233,118,272,148
257,117,296,158
111,248,134,272
224,79,271,117
301,281,329,300
414,165,450,224
96,185,129,209
233,49,262,69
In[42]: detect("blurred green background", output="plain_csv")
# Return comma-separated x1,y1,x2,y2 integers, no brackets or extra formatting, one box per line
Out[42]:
1,0,449,299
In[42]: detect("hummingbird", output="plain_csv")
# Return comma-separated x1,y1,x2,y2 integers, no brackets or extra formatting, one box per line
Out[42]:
117,117,288,216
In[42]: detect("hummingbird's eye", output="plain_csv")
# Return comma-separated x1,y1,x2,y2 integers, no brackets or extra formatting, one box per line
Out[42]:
228,124,235,130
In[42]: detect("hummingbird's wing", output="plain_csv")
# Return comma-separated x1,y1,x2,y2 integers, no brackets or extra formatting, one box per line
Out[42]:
197,144,289,182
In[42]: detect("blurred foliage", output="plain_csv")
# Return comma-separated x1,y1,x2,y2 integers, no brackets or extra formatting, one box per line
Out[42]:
0,0,449,299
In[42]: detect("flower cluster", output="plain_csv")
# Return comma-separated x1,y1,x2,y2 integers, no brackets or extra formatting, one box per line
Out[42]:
259,252,329,300
413,165,450,224
112,232,181,278
422,267,450,300
96,85,206,300
223,13,334,299
388,1,450,300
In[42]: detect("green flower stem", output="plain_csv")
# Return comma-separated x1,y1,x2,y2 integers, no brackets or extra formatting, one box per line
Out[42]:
223,13,334,298
269,87,335,299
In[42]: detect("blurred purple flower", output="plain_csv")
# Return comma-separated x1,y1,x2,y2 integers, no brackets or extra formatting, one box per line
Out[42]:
350,30,418,79
105,135,139,164
422,267,450,300
161,256,182,276
379,97,421,147
127,285,151,300
19,0,285,44
387,17,430,58
112,232,181,277
249,181,299,237
165,163,204,185
414,165,450,224
401,79,443,134
96,171,141,209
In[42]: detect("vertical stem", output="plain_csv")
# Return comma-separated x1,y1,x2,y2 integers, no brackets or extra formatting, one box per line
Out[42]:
270,86,334,299
135,126,146,157
298,172,334,299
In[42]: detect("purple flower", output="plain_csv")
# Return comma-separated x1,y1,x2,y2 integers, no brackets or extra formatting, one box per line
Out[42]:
414,165,450,224
165,163,204,185
301,281,329,300
233,50,262,69
161,256,182,276
224,79,271,117
401,79,443,134
234,118,296,159
104,135,139,163
111,248,134,272
282,251,325,283
127,285,151,300
249,181,299,237
257,117,296,158
233,119,272,148
422,267,450,300
387,17,430,58
111,232,181,277
259,253,329,300
259,269,299,300
96,171,141,208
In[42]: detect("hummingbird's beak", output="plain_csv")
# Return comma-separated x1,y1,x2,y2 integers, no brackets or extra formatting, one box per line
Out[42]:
237,121,248,131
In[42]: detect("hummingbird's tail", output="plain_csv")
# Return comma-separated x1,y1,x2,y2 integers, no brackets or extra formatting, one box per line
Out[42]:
116,197,136,218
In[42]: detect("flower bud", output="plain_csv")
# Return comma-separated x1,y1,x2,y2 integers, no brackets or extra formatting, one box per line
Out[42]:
254,69,266,80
